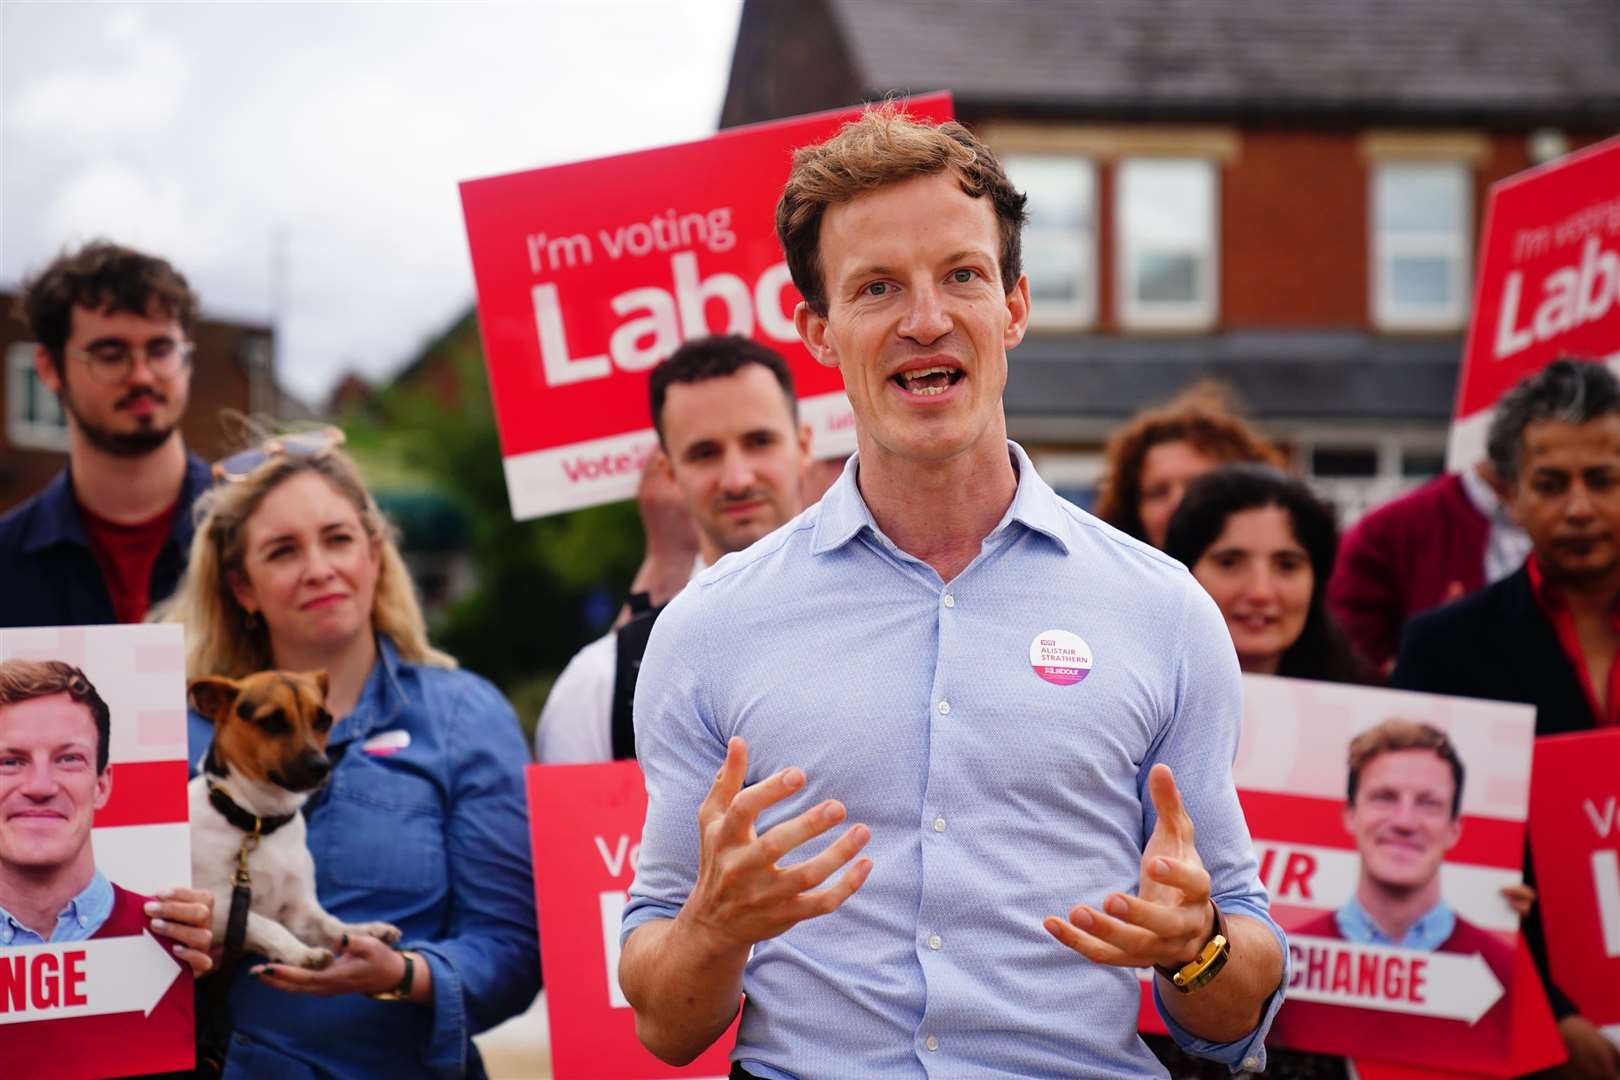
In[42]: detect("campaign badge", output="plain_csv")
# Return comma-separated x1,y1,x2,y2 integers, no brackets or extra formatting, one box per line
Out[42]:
1029,629,1093,686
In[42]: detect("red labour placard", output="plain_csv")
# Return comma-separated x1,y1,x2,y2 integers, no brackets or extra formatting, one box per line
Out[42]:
527,761,738,1079
1447,135,1620,470
1,625,194,1080
461,94,954,519
1529,728,1620,1031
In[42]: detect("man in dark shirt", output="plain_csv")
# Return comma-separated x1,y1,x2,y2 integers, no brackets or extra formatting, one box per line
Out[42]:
0,242,211,628
1394,359,1620,1079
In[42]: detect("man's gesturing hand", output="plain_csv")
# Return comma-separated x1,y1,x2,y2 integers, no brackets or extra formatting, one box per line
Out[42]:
677,737,872,953
1044,763,1217,971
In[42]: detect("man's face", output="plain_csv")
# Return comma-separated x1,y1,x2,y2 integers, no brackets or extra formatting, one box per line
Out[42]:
795,172,1030,468
1510,415,1620,585
1344,749,1460,893
659,364,810,562
0,693,110,875
35,302,192,457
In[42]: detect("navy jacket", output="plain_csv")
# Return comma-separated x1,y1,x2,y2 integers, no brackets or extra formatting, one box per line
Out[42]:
0,452,212,627
1392,563,1594,1018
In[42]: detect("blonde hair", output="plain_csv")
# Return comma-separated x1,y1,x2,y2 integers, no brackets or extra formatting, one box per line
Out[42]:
159,441,455,679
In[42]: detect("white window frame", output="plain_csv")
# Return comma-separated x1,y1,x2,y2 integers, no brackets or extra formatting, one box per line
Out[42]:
1371,161,1472,331
6,342,70,453
1115,157,1219,331
1002,153,1098,329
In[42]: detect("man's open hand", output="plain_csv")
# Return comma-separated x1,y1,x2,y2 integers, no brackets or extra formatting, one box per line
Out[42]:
676,737,871,953
1044,763,1217,970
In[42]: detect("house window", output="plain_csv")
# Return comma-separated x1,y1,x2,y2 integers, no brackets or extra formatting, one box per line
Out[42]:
1116,158,1217,329
6,342,69,453
1372,162,1471,330
1002,154,1096,328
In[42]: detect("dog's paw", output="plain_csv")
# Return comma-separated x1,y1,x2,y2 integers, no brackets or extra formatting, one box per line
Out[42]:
299,947,334,970
359,922,403,945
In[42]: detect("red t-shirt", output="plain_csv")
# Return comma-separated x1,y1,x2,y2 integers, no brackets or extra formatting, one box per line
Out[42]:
78,500,180,624
8,883,195,1078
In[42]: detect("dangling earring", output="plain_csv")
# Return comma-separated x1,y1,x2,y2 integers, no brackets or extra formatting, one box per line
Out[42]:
244,610,261,632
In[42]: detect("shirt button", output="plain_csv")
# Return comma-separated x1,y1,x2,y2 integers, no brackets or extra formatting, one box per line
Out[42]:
927,933,942,951
1243,1057,1261,1071
942,593,956,608
932,817,947,833
936,700,951,716
78,915,88,927
925,1035,940,1052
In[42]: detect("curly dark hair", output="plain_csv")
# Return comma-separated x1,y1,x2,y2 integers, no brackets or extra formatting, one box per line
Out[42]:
1094,382,1283,543
16,240,197,373
1165,464,1366,683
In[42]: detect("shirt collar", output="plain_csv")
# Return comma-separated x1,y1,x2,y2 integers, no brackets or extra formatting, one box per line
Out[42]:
0,868,114,944
1457,467,1505,519
330,634,410,745
20,451,211,555
810,441,1071,557
1334,893,1456,950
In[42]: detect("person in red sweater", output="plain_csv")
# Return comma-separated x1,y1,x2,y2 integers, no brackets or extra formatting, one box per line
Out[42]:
1326,461,1529,675
1294,719,1511,976
0,659,214,1076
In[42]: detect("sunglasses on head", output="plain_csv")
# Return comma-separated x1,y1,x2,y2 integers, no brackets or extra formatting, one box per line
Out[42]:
212,427,346,484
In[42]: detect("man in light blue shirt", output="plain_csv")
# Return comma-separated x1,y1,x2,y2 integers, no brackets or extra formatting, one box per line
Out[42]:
620,107,1286,1079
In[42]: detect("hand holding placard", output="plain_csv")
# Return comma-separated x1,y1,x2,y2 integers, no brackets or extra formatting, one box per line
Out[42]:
678,737,872,955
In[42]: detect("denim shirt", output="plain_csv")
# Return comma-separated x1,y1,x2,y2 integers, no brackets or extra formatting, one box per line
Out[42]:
0,868,114,945
187,637,540,1079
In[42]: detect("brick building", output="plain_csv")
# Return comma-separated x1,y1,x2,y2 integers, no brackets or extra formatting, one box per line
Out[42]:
0,291,279,515
720,0,1620,514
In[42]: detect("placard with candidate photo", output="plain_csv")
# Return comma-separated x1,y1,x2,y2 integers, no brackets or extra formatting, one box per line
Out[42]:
1,624,194,1078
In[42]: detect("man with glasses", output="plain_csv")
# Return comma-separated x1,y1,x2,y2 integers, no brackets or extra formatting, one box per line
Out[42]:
1,241,212,627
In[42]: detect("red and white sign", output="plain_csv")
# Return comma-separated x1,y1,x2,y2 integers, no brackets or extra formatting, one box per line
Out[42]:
1134,675,1562,1074
527,761,737,1079
1448,135,1620,470
1,625,194,1079
461,94,955,519
1530,729,1620,1036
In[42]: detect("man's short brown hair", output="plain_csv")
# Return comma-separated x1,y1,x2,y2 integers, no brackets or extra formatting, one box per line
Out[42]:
775,104,1027,315
0,659,112,774
15,240,198,373
1346,719,1465,819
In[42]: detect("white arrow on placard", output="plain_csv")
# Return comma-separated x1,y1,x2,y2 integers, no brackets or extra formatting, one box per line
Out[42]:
1285,935,1503,1024
0,931,181,1025
1134,934,1505,1024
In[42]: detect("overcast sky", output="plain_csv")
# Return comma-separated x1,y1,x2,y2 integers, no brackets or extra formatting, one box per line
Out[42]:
0,1,743,405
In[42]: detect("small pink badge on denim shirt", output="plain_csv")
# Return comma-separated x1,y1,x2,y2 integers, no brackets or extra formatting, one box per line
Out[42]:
1029,629,1093,686
362,730,411,755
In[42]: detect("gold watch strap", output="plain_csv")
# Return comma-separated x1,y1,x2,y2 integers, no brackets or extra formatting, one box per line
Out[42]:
1156,902,1231,993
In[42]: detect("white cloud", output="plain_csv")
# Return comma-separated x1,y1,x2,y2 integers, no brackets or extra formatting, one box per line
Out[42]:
7,8,189,140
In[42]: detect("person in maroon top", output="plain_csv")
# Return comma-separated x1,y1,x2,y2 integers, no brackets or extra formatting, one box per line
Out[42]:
0,659,215,1077
1394,359,1620,1079
0,241,212,628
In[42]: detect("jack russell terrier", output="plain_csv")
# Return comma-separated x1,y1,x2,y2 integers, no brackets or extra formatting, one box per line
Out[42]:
189,670,400,969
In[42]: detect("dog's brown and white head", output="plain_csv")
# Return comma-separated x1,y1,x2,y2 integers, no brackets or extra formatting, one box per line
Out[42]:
189,671,334,792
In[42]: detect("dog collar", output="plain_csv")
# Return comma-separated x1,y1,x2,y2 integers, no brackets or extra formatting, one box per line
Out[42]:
207,783,297,837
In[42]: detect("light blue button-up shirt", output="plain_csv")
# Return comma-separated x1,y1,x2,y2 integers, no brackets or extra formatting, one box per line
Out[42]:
0,867,114,945
1334,895,1457,951
626,443,1286,1079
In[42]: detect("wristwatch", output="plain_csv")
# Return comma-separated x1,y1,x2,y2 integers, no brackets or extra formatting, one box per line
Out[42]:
369,950,415,1002
1155,902,1230,993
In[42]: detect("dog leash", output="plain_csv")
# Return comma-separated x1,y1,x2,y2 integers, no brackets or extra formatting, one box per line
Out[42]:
206,783,296,962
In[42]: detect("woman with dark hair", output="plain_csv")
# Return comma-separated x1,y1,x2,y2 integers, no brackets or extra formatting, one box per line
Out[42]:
1165,464,1365,683
1095,382,1284,550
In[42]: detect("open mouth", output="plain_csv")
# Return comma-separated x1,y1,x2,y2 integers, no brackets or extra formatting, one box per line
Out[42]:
891,365,964,397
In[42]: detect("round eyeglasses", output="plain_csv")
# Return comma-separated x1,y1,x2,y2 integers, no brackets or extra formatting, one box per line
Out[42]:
212,427,347,484
72,338,195,384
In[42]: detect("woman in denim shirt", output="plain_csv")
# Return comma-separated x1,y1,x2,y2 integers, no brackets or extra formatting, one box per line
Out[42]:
162,432,539,1078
